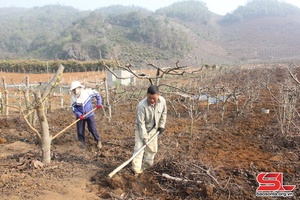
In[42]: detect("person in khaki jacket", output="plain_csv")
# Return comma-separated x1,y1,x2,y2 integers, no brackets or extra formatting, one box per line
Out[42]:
132,85,167,175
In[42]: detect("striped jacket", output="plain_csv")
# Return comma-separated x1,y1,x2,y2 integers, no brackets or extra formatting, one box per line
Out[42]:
71,89,102,119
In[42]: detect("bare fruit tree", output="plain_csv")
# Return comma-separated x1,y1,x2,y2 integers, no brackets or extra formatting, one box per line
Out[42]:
101,60,205,136
102,60,203,86
264,65,300,135
1,64,65,164
33,65,64,163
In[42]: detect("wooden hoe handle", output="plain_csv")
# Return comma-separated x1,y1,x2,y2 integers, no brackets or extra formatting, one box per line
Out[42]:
52,107,98,140
108,131,160,178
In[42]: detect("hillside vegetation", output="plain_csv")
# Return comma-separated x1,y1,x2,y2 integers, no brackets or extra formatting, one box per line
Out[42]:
0,0,300,66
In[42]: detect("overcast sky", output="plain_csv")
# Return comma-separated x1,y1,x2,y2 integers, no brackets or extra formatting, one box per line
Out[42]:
1,0,300,15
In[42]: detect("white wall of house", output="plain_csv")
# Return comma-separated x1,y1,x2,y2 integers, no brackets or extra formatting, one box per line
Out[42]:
107,70,136,87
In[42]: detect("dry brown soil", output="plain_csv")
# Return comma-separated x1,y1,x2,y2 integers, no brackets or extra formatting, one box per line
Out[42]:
0,69,299,199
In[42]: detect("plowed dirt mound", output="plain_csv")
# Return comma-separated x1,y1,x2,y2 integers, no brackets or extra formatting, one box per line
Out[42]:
0,105,299,199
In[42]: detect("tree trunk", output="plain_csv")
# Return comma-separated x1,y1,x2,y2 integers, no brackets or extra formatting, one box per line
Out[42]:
34,90,51,164
104,78,112,122
25,77,36,126
34,64,65,164
2,78,9,115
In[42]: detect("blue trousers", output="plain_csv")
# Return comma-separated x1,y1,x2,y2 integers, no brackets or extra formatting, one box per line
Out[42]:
76,115,100,144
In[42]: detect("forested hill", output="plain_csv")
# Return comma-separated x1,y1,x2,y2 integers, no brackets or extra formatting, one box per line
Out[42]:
1,0,300,66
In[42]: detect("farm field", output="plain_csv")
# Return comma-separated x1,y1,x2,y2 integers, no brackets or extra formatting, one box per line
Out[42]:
0,64,299,199
0,71,106,85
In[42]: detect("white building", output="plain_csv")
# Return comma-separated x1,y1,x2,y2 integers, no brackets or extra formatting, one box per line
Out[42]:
106,70,136,87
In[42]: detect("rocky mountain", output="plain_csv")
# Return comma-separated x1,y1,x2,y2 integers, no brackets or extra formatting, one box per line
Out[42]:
0,0,300,66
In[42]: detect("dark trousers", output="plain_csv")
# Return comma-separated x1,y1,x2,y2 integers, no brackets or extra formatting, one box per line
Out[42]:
76,115,100,144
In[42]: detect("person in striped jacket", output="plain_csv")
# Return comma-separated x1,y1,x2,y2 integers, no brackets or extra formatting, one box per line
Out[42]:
70,81,102,149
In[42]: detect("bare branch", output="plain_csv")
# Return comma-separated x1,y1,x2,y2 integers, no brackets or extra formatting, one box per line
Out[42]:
288,67,300,84
41,64,64,100
23,109,42,140
192,164,219,185
102,60,203,86
161,173,203,184
159,84,196,95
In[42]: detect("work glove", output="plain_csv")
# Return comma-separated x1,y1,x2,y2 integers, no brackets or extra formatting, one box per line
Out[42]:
142,138,148,146
79,115,84,120
158,127,165,134
96,105,102,109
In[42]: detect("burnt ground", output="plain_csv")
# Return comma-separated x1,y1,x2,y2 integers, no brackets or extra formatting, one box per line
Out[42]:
0,67,300,199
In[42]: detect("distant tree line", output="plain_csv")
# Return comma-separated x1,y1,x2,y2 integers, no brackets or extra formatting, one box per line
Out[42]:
0,60,116,73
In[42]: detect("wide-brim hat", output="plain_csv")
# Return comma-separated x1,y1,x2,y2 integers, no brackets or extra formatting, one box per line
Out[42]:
70,81,84,90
